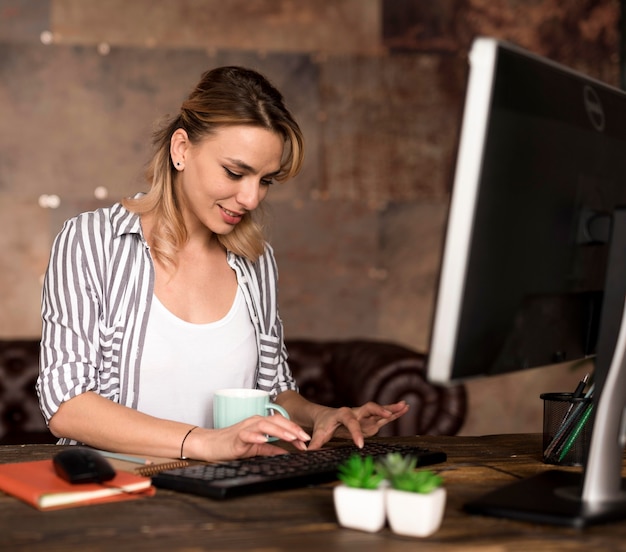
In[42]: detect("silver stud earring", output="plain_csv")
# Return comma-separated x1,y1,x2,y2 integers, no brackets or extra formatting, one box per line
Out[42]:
175,161,183,170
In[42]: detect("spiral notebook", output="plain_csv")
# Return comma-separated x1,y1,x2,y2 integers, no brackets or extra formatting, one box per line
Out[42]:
96,451,193,477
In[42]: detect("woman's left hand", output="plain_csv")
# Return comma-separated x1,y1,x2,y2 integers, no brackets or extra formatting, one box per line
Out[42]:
306,400,410,450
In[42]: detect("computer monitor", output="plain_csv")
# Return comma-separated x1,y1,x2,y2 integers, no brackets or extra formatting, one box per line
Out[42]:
426,36,626,527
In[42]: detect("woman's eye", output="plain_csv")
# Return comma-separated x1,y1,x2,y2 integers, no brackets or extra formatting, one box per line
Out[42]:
224,167,242,180
224,166,274,186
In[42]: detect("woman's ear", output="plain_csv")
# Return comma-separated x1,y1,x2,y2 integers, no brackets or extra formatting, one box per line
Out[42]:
170,128,189,171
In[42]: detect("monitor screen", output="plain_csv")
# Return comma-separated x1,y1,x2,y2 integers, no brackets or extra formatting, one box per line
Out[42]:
426,37,626,527
427,37,626,384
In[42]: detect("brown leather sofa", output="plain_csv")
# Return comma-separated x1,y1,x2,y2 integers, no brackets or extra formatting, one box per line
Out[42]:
0,339,466,444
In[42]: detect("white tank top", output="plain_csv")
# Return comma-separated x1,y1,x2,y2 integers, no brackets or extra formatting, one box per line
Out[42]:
137,286,257,428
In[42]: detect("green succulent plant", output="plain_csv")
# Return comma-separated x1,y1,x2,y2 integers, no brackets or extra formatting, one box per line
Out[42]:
376,452,417,478
337,454,385,490
376,452,443,494
388,469,443,493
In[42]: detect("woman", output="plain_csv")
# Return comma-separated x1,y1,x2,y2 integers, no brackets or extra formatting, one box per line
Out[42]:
37,66,409,462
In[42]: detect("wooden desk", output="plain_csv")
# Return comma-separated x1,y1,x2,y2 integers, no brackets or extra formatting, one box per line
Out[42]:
1,434,625,551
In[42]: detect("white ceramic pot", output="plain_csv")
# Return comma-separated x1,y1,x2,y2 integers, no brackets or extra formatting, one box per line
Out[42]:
385,487,446,537
333,484,386,533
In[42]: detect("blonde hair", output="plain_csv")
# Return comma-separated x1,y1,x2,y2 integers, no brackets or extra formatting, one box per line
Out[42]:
123,66,304,266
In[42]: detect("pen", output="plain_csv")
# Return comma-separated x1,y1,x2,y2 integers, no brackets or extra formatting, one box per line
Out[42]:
96,451,153,465
557,402,594,462
572,373,590,399
560,373,590,424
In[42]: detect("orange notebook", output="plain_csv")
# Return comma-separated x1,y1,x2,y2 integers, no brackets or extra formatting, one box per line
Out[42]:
0,459,155,511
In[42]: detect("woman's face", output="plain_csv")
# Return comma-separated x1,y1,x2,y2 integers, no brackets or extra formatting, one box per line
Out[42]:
173,125,284,236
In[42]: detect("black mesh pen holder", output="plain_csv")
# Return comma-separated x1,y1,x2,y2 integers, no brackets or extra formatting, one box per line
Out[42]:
540,392,593,467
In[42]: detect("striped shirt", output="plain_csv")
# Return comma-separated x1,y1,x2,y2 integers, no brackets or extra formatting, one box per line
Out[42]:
36,202,297,442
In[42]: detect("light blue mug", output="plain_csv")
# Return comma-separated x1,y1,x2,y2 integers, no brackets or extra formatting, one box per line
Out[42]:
213,388,290,430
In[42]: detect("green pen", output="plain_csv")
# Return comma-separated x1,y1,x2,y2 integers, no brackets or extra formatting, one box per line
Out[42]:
557,402,594,463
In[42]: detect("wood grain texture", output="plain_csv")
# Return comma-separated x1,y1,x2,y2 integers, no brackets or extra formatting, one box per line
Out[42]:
1,435,626,550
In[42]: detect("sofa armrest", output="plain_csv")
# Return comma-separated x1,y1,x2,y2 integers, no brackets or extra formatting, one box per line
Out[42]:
0,340,56,444
286,339,467,436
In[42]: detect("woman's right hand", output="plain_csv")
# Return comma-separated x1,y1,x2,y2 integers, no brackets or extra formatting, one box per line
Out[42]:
48,392,310,463
187,414,311,462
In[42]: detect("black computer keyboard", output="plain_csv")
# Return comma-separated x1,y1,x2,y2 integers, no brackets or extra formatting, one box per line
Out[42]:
151,441,446,499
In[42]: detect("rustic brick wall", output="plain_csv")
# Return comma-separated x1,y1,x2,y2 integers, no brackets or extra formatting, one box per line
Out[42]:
0,0,620,434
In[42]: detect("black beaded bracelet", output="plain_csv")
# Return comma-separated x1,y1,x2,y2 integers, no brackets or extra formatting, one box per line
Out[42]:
180,425,198,460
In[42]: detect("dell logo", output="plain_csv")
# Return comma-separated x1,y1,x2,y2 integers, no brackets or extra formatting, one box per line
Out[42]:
583,85,605,132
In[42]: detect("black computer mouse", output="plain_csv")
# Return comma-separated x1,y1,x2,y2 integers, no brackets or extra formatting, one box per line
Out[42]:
53,447,116,484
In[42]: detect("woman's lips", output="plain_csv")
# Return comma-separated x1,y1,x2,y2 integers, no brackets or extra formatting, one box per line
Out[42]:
220,206,244,225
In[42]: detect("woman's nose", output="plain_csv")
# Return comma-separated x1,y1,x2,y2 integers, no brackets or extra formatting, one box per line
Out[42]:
237,179,263,210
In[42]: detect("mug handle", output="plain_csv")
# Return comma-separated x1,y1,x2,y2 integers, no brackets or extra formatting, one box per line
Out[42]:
265,403,290,420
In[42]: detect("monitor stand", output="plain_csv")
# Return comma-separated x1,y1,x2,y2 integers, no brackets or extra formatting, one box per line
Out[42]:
465,470,626,528
466,209,626,528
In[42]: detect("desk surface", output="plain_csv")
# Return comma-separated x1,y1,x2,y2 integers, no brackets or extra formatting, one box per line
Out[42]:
1,434,625,551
